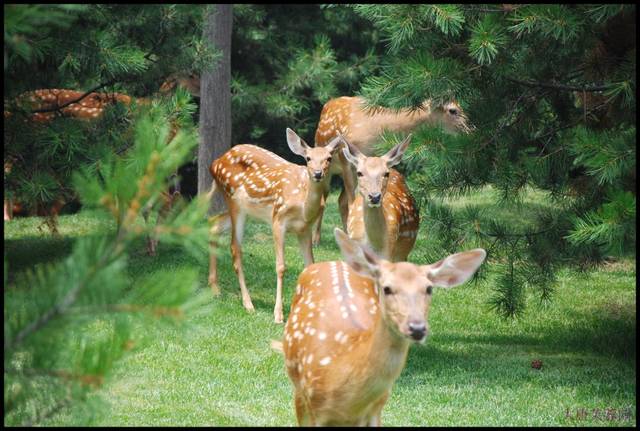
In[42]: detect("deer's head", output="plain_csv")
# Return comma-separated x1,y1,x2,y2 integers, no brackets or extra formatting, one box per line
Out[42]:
335,228,486,343
287,128,343,183
342,134,411,207
430,100,474,134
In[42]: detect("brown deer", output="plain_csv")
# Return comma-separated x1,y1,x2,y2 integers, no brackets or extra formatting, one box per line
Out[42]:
207,129,344,323
281,228,486,426
4,79,199,254
342,134,419,261
312,96,472,245
3,90,134,223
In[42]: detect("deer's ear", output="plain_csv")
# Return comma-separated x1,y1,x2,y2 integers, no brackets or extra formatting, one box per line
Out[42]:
342,140,362,167
326,133,346,153
384,134,412,167
286,128,309,157
423,248,486,288
334,228,380,279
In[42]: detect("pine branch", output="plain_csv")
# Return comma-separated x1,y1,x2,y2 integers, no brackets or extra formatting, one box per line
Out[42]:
505,76,619,92
4,229,125,351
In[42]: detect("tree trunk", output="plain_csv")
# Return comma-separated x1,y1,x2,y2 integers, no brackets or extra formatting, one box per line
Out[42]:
198,4,233,214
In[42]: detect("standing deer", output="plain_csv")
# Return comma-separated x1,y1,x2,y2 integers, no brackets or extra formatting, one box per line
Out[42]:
281,228,486,426
207,129,343,323
313,96,472,245
342,134,419,261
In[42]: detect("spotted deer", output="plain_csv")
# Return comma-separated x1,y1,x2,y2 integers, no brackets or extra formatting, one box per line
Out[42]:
4,81,198,255
281,228,486,426
313,96,472,245
341,134,419,262
207,129,344,323
3,89,134,223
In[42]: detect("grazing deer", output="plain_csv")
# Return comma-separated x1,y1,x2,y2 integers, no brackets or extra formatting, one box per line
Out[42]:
312,96,472,245
207,129,343,323
342,134,419,261
281,228,486,426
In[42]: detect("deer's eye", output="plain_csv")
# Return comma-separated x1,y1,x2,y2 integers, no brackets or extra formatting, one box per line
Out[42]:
383,172,390,178
357,171,363,177
327,157,332,163
383,286,393,295
306,157,311,162
448,108,458,115
426,286,433,295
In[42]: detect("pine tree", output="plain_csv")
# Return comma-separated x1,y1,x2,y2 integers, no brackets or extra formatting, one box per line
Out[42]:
4,106,211,426
352,4,635,317
229,4,381,154
4,4,212,228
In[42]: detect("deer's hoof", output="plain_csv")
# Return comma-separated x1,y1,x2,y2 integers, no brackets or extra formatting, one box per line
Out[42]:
274,311,284,324
243,301,256,313
208,278,221,296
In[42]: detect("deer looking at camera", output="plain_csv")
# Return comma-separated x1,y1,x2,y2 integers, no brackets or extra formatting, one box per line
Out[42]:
280,228,486,426
312,96,472,245
342,134,419,262
207,129,344,323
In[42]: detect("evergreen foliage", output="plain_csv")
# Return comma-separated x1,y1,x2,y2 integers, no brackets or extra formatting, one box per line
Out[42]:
4,108,210,426
354,4,635,317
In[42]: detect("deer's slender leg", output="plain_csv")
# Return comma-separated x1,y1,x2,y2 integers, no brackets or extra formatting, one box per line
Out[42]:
297,229,314,267
229,207,253,312
312,187,328,247
208,211,231,295
272,220,286,323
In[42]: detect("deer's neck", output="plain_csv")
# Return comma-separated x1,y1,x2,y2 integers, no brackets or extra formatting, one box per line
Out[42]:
363,200,388,255
302,171,327,223
364,309,410,389
366,100,442,134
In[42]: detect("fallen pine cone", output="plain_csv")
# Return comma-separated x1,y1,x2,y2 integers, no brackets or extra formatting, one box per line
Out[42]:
531,359,543,369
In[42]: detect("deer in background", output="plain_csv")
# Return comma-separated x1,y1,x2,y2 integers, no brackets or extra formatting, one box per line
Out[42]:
4,78,199,255
313,96,472,245
342,134,419,261
281,228,486,426
207,129,343,323
3,89,135,223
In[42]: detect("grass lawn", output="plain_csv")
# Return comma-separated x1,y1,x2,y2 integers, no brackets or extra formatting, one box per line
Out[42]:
4,187,636,426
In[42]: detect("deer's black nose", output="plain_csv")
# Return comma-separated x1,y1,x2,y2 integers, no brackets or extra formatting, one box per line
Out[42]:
368,193,381,204
408,322,426,341
314,171,323,180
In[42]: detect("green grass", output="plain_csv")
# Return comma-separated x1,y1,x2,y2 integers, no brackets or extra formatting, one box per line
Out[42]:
4,189,636,426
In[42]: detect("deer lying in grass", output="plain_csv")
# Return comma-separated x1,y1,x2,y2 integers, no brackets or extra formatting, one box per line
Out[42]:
342,134,419,261
280,228,486,426
4,79,199,254
207,129,343,323
312,96,472,245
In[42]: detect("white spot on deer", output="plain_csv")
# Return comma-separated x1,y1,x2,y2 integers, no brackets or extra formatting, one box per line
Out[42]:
319,357,332,366
318,331,326,340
